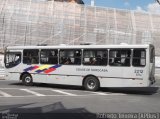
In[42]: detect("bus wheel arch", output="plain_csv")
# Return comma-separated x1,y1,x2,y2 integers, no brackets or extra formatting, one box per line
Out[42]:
20,72,33,86
83,75,100,91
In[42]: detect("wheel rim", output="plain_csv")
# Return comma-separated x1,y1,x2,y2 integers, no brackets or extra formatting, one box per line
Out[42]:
87,79,96,89
25,76,31,83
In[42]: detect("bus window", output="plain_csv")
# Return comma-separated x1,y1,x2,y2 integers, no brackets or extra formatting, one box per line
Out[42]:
23,49,39,64
40,49,58,64
109,49,131,66
132,49,146,67
83,50,108,66
5,52,21,68
59,49,81,65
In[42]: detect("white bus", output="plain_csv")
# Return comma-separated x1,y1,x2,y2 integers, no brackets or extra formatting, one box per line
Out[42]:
4,44,155,91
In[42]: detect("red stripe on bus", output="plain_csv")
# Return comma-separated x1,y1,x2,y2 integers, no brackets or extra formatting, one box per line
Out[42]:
44,68,56,74
32,66,39,70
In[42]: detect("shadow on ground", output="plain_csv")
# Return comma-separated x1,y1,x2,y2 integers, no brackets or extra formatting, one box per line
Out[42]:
0,102,98,119
10,82,159,95
101,87,159,95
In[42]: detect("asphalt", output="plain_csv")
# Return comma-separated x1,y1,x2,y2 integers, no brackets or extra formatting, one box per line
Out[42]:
0,78,160,119
0,66,160,119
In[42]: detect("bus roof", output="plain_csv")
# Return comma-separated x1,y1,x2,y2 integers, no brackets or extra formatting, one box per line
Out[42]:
6,44,151,50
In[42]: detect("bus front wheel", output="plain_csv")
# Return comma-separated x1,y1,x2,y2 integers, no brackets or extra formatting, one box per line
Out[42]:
84,76,100,91
22,74,33,86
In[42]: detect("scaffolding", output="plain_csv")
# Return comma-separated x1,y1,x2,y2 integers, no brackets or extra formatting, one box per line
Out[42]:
0,0,160,55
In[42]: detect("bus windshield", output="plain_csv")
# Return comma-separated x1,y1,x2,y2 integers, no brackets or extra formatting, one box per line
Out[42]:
5,52,21,68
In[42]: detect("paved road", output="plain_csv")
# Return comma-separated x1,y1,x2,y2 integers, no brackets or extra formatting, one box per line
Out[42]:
0,79,160,119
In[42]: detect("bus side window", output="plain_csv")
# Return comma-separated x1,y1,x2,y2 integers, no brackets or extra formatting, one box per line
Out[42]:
109,49,131,66
59,49,81,65
132,49,146,67
23,49,39,64
109,50,120,66
83,50,108,66
40,49,58,64
74,51,81,65
123,50,131,66
51,50,57,64
23,53,31,64
101,53,108,65
83,50,96,65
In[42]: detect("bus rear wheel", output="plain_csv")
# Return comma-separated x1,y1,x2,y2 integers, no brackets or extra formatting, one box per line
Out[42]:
84,76,100,91
22,74,33,86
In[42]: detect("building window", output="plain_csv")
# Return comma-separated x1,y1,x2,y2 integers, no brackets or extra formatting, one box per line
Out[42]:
109,49,131,66
40,49,58,64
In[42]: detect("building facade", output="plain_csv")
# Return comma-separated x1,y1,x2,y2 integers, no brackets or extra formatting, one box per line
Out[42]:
52,0,84,4
0,0,160,55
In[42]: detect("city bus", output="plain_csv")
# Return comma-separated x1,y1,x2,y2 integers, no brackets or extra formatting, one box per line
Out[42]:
4,44,155,91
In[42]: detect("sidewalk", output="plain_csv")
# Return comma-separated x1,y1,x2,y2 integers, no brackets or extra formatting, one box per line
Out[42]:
0,68,4,80
155,74,160,80
0,77,4,80
155,67,160,80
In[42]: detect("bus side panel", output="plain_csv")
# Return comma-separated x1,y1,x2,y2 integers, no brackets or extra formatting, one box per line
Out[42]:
100,78,150,87
6,72,20,81
46,75,83,86
31,74,47,83
5,65,21,81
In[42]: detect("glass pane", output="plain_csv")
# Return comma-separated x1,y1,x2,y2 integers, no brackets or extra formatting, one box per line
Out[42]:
60,49,81,65
109,49,131,66
83,50,108,66
40,49,58,64
5,52,21,68
23,49,39,64
133,49,146,67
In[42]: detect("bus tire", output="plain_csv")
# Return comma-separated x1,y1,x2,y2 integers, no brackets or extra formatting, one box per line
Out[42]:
22,74,33,86
84,76,99,91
